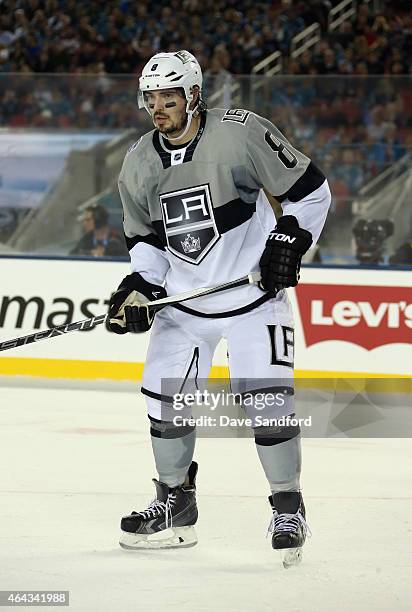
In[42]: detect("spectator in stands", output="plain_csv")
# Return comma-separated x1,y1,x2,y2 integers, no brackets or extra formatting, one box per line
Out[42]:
369,124,406,169
336,148,365,194
366,49,385,74
204,54,233,108
335,21,354,50
317,47,339,74
70,204,126,258
367,105,389,141
291,113,315,146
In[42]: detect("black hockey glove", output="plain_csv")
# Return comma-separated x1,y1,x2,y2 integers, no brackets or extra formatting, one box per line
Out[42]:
259,215,313,296
107,272,166,334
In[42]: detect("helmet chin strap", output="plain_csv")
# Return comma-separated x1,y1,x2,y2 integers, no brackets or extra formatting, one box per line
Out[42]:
162,96,199,142
164,109,194,142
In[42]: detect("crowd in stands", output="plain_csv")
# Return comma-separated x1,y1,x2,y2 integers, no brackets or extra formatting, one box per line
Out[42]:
0,73,144,128
0,0,411,240
1,71,409,190
0,0,332,75
0,0,410,77
266,76,410,216
285,2,411,76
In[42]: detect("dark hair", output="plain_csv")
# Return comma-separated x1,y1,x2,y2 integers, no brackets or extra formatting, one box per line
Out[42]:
86,204,109,230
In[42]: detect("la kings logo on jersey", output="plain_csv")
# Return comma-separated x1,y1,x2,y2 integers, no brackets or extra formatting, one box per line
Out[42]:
159,184,220,264
221,109,250,125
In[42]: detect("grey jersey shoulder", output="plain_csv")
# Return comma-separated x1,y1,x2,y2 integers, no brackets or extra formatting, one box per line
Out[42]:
206,108,289,148
207,108,311,198
207,107,253,133
205,108,254,157
123,130,155,165
119,129,157,188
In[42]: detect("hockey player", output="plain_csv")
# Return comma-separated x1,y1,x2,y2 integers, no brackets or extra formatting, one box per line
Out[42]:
108,50,330,566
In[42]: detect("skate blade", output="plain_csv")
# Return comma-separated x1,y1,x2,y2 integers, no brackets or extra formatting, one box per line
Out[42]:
280,547,303,568
119,526,198,550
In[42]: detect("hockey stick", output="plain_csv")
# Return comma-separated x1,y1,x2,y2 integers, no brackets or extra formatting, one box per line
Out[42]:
0,272,261,352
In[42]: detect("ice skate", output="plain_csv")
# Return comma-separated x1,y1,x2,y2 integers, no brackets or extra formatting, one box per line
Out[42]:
119,461,198,550
267,491,310,568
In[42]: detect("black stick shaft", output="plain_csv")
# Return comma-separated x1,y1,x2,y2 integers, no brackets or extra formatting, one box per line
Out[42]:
0,315,107,352
0,272,261,353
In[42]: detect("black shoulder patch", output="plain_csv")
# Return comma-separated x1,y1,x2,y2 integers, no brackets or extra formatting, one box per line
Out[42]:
276,162,326,202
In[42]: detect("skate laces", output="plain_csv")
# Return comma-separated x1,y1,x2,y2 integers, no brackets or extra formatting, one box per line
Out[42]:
136,491,177,528
267,510,312,539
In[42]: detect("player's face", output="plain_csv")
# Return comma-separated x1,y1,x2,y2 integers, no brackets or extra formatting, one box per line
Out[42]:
145,89,187,136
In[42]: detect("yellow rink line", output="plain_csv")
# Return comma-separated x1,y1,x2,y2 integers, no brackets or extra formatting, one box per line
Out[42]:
0,357,146,381
0,357,411,393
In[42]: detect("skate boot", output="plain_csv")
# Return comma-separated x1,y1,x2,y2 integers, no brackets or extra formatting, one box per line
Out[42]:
119,461,198,550
267,491,310,568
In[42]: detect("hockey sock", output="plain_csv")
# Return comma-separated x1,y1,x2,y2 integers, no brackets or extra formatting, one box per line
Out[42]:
150,416,196,488
253,424,301,493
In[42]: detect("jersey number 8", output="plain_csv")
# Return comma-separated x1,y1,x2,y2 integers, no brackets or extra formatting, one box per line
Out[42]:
265,130,298,169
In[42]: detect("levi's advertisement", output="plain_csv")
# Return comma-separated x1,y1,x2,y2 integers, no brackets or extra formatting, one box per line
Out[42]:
290,267,412,376
295,284,412,350
0,258,411,375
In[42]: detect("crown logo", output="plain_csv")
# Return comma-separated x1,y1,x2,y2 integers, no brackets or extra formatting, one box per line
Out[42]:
181,233,201,253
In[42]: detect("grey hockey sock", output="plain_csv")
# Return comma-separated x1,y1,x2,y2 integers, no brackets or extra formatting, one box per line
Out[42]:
254,425,302,493
150,417,196,488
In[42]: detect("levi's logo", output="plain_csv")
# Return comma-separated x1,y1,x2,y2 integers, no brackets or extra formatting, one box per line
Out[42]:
295,284,412,350
270,232,296,243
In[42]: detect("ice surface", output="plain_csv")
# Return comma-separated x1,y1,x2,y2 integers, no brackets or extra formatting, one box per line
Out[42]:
0,381,411,611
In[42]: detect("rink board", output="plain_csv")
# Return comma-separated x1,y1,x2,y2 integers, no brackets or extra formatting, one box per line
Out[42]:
0,257,411,380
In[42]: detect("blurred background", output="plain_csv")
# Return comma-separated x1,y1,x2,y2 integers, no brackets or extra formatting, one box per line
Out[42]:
0,0,411,266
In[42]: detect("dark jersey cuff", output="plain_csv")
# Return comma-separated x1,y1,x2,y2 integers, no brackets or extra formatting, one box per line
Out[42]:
275,162,326,203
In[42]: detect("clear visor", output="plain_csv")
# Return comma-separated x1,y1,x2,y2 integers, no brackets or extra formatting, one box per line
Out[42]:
137,87,183,111
137,81,196,114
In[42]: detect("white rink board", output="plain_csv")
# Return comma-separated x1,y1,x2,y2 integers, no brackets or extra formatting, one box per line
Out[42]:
0,258,148,362
0,257,411,375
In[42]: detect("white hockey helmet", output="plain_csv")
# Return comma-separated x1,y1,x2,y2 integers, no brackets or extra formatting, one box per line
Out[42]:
138,50,203,115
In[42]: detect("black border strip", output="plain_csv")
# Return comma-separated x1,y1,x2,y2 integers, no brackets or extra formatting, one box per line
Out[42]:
141,386,175,404
178,346,200,394
276,162,325,202
153,130,172,169
152,111,207,168
172,294,270,318
124,232,165,252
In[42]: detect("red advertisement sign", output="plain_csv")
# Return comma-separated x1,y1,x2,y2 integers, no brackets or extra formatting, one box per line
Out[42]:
295,284,412,350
